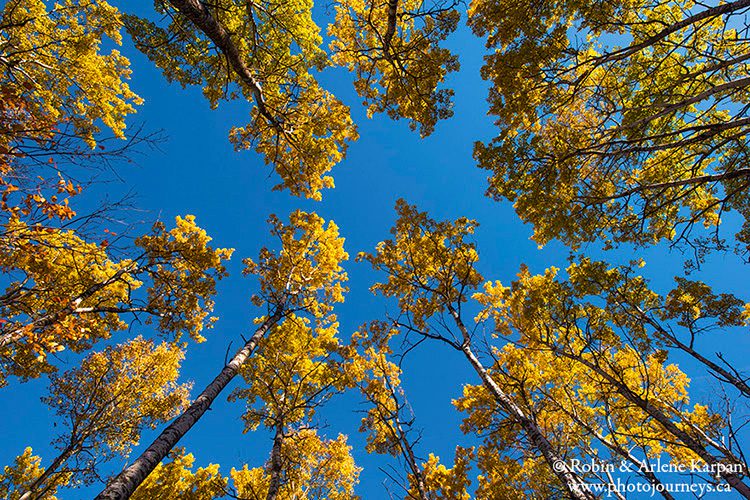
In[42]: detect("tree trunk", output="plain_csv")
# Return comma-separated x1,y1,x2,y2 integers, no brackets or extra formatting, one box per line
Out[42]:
395,419,429,500
19,444,76,500
559,349,750,498
459,342,595,500
265,422,285,500
446,307,594,500
166,0,279,128
94,309,283,500
383,0,398,52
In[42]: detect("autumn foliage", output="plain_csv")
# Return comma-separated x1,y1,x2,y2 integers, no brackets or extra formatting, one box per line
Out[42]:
2,0,750,499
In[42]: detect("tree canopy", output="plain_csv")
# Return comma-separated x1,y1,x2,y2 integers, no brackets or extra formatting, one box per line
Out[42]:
2,0,750,499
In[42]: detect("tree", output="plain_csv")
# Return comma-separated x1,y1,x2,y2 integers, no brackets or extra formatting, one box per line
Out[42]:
229,313,354,500
95,210,349,499
127,432,360,500
17,337,191,500
4,0,750,499
359,201,750,497
357,201,596,498
470,0,750,258
348,320,472,499
328,0,460,137
0,0,141,150
470,259,750,497
0,0,149,230
125,0,357,200
0,215,231,385
1,0,225,386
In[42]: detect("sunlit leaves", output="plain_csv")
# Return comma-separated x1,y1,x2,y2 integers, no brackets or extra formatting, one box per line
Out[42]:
231,430,360,500
231,78,357,201
357,199,482,330
0,448,68,500
470,0,750,255
244,210,349,318
135,215,233,342
412,449,472,500
127,0,357,200
0,219,138,384
0,0,142,147
4,337,192,498
360,202,750,496
329,0,460,137
42,338,191,483
230,315,350,431
0,215,231,385
131,448,227,500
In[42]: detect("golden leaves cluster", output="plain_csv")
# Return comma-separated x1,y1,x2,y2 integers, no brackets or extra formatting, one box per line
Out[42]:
0,215,231,385
360,202,747,495
44,337,191,450
470,0,750,253
244,210,349,318
127,0,358,200
231,430,360,500
231,315,350,430
1,0,142,148
329,0,460,137
357,199,482,330
132,448,227,500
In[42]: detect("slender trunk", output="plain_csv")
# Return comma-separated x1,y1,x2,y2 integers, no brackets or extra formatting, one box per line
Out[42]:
166,0,279,129
94,309,283,500
459,343,594,500
19,444,77,500
446,307,594,500
395,420,429,500
570,411,676,500
559,349,750,498
383,0,398,53
265,422,285,500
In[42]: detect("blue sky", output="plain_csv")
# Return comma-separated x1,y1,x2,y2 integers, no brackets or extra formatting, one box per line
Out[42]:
2,5,750,499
